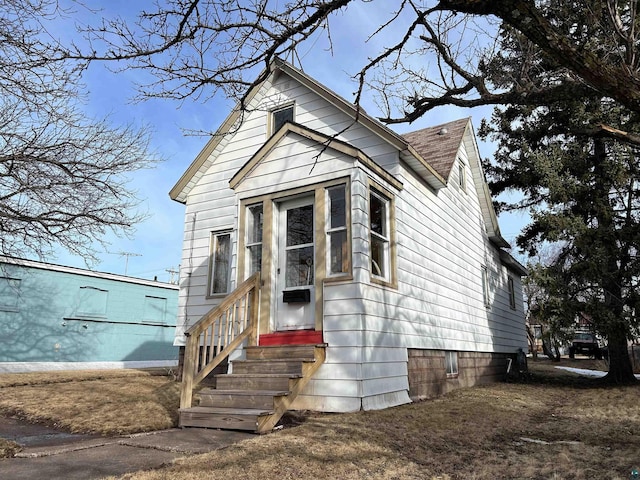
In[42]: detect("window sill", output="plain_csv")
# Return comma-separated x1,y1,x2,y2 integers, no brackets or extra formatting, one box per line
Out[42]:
370,276,398,289
206,293,229,300
324,274,353,284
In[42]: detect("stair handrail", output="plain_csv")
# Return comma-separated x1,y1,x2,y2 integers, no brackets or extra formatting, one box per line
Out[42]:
180,272,260,409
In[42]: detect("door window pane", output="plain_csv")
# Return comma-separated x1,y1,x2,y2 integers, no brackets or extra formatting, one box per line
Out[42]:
287,205,313,246
286,246,314,287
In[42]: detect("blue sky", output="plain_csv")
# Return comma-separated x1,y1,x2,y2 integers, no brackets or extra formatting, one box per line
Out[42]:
51,2,529,281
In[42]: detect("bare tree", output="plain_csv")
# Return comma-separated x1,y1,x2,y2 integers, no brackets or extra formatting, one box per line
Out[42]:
1,0,157,265
70,1,640,144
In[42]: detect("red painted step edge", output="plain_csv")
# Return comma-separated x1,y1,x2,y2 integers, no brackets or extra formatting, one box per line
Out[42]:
259,330,323,346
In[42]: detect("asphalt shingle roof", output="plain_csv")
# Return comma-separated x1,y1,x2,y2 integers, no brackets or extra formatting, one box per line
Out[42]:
401,117,470,181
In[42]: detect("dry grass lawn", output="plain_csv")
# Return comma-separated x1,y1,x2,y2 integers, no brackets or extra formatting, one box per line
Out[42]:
102,359,638,480
0,369,179,435
1,360,639,479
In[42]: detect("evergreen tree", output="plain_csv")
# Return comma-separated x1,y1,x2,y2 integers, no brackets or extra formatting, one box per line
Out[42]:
481,93,640,384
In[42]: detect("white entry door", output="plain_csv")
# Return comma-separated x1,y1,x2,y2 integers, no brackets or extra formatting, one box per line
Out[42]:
275,196,315,330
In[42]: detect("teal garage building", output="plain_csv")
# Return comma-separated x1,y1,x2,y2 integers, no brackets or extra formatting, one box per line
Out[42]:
0,256,179,372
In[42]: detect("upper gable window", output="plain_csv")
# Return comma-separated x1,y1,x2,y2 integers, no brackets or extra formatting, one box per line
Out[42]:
270,104,294,135
458,159,466,192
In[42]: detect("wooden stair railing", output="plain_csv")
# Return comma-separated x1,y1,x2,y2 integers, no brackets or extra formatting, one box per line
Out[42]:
180,272,260,409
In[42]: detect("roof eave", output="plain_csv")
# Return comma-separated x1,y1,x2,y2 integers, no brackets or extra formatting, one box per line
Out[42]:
499,250,528,276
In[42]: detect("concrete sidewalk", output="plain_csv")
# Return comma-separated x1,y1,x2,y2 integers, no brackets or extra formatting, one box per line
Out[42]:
0,417,253,480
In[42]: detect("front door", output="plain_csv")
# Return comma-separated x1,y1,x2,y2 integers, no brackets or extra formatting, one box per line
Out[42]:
275,196,315,330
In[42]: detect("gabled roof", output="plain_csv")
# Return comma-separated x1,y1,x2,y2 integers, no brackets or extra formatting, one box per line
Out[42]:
229,122,403,192
168,59,509,248
401,118,471,181
404,118,509,248
169,58,444,203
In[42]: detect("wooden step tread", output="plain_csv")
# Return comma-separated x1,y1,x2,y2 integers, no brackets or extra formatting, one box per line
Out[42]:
235,358,316,364
180,406,273,416
246,343,327,348
199,388,290,396
221,373,302,378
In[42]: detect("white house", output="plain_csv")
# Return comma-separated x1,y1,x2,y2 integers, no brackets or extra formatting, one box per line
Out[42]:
170,59,527,429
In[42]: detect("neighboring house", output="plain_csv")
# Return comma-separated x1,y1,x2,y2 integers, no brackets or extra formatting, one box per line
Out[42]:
0,256,179,373
171,59,527,415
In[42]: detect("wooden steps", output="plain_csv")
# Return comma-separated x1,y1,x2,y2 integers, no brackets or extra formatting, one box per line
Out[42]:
179,344,325,433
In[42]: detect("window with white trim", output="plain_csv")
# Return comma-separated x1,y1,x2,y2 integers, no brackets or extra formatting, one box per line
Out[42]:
327,185,349,276
209,231,232,295
445,351,459,377
271,104,294,134
508,276,516,310
481,266,490,308
369,188,390,280
246,203,263,275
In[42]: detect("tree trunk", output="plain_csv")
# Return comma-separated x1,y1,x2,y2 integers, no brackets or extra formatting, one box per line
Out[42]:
604,322,637,384
591,139,637,385
526,324,538,360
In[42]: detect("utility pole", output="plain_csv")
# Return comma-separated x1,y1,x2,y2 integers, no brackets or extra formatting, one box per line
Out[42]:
165,266,180,284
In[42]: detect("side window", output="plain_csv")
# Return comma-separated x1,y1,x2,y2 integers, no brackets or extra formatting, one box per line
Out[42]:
481,266,490,308
508,276,516,310
143,295,167,324
445,351,459,378
0,277,21,312
369,188,390,280
271,104,294,135
246,204,263,276
209,231,232,295
327,185,349,276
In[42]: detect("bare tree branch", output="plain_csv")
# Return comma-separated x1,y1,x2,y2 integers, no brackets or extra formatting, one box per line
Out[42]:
0,0,158,265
